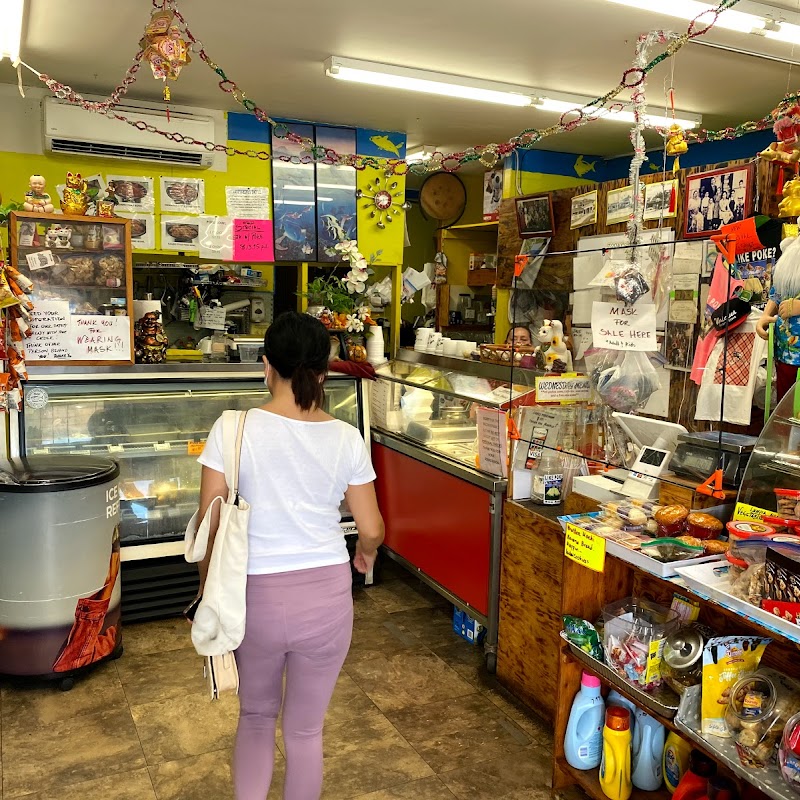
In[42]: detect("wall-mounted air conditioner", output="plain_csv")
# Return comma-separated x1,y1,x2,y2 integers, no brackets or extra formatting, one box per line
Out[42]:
43,97,216,168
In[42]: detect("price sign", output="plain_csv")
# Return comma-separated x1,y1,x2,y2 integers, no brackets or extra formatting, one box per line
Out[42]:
154,442,171,452
187,440,205,456
565,523,606,572
733,502,772,522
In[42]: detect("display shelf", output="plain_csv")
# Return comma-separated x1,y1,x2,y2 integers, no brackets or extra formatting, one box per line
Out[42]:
30,439,208,458
764,460,800,479
560,632,680,720
557,757,672,800
467,269,497,287
447,221,499,231
675,685,793,800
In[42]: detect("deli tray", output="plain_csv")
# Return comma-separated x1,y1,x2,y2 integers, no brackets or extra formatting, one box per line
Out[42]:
558,513,723,578
674,561,800,645
559,630,679,718
675,683,794,800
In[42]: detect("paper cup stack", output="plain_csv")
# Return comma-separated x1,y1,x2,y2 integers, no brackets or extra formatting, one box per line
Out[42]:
367,325,387,366
415,328,432,352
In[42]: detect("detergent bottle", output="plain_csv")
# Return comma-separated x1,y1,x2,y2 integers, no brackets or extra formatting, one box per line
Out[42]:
673,750,716,800
663,731,692,793
564,672,605,769
631,707,665,791
599,706,632,800
607,691,638,735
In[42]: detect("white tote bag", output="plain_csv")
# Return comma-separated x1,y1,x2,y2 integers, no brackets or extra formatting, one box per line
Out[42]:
184,409,251,658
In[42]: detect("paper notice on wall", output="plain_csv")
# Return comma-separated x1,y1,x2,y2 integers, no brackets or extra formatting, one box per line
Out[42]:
198,305,227,330
28,305,131,361
226,186,271,219
669,273,700,323
672,241,705,275
572,253,605,325
198,216,233,260
476,406,508,478
591,302,658,351
232,219,274,262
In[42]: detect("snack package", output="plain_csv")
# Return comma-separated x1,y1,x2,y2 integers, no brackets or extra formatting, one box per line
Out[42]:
702,636,771,736
562,615,603,660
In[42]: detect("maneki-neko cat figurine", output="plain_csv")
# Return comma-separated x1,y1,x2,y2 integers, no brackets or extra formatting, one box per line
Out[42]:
60,172,89,216
96,183,118,218
23,174,54,213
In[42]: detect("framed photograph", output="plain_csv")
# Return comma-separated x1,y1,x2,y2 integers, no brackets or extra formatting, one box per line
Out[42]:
683,165,753,239
515,194,554,238
570,190,598,230
484,169,504,222
665,321,694,372
118,212,155,250
161,216,200,252
606,186,634,225
105,175,155,212
643,179,678,221
160,177,205,214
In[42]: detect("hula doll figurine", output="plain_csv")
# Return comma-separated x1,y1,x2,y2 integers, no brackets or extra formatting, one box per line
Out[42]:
23,175,54,213
757,236,800,401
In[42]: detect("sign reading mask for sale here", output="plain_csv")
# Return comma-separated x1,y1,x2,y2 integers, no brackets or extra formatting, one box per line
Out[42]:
591,302,658,351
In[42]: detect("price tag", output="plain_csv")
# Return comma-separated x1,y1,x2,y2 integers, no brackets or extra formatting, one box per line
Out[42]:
154,442,171,452
187,440,205,456
734,502,772,522
31,447,50,455
108,444,124,454
26,250,56,270
564,523,606,572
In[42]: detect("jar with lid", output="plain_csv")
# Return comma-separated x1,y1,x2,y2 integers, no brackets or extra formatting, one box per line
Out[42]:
778,711,800,794
662,627,705,695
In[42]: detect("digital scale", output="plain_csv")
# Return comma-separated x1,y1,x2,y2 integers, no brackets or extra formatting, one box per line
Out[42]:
670,431,756,488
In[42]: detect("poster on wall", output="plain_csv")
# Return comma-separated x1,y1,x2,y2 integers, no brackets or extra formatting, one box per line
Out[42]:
665,321,695,371
606,186,634,225
117,212,155,250
733,245,777,309
316,126,357,262
570,190,598,229
682,164,753,239
161,217,200,251
105,176,155,212
484,169,504,222
643,179,678,221
160,177,205,214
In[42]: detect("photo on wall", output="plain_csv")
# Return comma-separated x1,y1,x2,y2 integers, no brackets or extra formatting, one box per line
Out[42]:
643,179,678,221
161,217,200,252
484,169,504,222
515,194,554,238
105,176,155,212
570,190,598,229
117,213,156,250
665,320,695,371
160,177,205,214
606,186,634,225
683,165,753,239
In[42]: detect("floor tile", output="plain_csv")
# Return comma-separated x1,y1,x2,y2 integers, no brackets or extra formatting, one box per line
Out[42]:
351,775,457,800
325,671,380,727
364,580,440,614
346,649,475,714
438,744,552,800
121,618,194,657
13,768,156,800
116,646,205,706
0,661,128,728
480,685,555,747
386,693,533,774
345,615,426,666
130,692,239,765
389,607,461,649
320,713,434,799
1,707,146,798
429,640,487,687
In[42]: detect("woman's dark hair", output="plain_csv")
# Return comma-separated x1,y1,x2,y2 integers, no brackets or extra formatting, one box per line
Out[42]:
264,311,330,411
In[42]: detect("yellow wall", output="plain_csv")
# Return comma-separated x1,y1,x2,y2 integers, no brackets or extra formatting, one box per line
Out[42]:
356,163,406,265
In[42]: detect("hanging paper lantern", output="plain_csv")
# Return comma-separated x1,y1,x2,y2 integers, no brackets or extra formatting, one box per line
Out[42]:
139,6,191,101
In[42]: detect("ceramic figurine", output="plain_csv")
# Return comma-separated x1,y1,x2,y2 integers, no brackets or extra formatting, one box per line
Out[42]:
779,178,800,217
54,226,72,249
97,183,118,218
134,310,169,364
60,172,89,216
23,175,54,213
535,319,573,372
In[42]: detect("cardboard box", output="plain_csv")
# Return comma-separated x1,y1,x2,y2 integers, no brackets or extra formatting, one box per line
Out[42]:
453,607,485,644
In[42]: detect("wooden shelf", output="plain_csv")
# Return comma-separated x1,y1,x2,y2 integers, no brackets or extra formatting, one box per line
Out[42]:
467,269,497,287
557,757,672,800
447,221,499,231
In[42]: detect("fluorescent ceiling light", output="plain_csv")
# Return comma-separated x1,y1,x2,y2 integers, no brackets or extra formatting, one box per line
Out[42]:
406,146,436,164
0,0,24,63
607,0,800,44
325,57,533,107
283,185,315,191
535,98,701,130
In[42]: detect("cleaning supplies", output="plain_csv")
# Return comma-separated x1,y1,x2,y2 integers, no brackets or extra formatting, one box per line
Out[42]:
663,731,692,793
607,690,638,735
632,707,665,791
564,671,605,769
600,706,632,800
673,750,716,800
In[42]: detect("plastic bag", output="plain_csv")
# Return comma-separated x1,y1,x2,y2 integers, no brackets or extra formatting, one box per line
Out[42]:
594,350,661,412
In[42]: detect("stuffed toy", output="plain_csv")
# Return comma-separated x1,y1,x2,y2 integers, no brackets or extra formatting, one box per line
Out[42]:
779,178,800,218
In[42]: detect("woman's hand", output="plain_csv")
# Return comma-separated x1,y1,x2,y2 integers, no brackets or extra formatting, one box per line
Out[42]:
353,541,377,575
756,314,778,340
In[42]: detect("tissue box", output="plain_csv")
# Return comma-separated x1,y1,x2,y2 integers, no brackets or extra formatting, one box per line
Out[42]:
453,608,485,644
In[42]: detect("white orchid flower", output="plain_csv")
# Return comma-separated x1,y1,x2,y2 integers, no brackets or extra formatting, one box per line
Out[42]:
346,314,365,333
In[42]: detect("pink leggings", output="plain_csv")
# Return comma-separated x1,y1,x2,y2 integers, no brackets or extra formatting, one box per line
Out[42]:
233,563,353,800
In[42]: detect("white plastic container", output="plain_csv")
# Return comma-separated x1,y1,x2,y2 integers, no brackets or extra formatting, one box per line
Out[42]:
631,707,665,790
237,342,261,363
564,671,605,770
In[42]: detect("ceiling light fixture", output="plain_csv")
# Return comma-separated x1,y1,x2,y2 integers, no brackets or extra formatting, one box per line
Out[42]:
0,0,24,63
324,56,701,129
606,0,800,45
406,146,437,164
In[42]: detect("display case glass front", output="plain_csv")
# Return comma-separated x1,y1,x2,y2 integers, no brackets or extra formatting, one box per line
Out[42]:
19,375,363,548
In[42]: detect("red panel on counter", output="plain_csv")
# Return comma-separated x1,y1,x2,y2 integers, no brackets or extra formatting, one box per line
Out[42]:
372,442,490,616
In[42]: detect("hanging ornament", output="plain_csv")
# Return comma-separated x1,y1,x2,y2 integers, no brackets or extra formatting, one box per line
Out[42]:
357,176,410,229
759,104,800,165
139,5,191,102
666,123,688,173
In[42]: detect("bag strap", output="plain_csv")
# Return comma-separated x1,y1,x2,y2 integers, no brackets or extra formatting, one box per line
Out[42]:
232,409,249,505
765,322,774,421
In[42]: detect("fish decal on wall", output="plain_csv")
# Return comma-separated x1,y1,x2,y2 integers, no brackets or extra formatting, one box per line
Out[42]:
369,135,403,157
574,155,597,178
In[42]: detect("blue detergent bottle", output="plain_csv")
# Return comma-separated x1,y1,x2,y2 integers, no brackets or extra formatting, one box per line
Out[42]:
631,707,666,790
564,671,605,769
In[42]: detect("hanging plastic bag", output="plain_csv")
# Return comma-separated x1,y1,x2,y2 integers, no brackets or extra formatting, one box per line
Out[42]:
595,350,661,413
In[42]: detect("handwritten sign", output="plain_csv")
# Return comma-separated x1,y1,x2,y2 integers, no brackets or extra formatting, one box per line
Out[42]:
232,218,274,262
226,186,271,219
198,216,233,260
535,374,592,404
187,440,205,456
26,303,131,362
564,523,606,572
734,502,772,523
26,250,56,271
476,406,507,478
591,301,657,351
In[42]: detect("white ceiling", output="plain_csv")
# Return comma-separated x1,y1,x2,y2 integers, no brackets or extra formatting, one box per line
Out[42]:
4,0,800,157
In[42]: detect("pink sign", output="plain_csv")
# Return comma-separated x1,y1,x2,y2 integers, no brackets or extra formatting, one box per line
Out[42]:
232,218,274,262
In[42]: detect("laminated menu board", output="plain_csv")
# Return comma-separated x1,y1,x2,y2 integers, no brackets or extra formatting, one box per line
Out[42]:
10,211,134,364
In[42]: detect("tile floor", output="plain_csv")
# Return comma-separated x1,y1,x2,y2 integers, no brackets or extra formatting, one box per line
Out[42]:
0,560,569,800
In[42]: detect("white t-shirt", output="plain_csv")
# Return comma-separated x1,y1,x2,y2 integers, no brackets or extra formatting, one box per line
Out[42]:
198,409,376,575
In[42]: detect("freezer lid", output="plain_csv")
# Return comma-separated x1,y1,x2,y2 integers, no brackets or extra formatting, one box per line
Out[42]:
0,455,120,493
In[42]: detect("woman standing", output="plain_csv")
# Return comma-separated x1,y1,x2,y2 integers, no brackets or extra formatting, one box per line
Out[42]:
195,311,385,800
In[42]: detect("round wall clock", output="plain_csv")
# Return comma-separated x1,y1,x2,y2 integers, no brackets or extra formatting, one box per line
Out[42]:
357,176,410,228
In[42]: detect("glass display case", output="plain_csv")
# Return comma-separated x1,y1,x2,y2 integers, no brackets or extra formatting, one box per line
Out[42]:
737,387,800,515
14,367,366,559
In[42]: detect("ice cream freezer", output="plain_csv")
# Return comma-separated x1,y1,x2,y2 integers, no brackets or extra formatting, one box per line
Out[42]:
7,364,370,621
